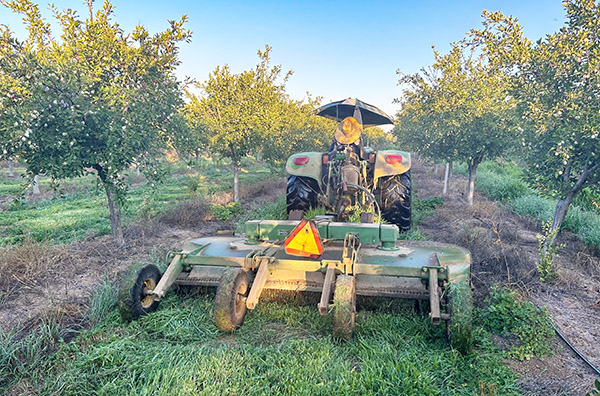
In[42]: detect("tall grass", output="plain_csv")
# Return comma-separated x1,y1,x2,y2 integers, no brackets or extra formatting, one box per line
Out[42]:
1,287,522,396
454,161,600,248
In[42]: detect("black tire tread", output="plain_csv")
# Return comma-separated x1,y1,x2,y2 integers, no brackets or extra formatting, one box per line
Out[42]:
286,175,320,214
118,264,161,322
380,172,411,231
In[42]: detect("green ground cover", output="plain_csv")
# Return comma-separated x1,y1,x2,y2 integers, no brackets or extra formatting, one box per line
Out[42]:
0,158,273,245
1,285,528,396
454,161,600,248
0,160,557,395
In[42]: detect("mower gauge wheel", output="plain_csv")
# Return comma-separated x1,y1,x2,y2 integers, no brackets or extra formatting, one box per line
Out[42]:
214,268,250,331
118,264,162,322
444,281,474,355
332,275,356,340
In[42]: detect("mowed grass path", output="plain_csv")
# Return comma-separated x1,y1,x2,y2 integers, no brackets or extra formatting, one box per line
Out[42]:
0,160,272,245
34,290,518,396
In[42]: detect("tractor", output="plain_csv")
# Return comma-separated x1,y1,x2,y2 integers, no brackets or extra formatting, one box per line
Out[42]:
286,98,411,231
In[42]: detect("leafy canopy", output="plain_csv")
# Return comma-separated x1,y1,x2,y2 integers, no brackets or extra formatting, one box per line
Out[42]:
473,2,600,196
1,0,191,199
394,42,517,168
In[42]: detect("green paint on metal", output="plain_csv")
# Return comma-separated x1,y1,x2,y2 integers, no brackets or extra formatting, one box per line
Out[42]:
178,235,471,283
243,220,398,247
285,152,323,181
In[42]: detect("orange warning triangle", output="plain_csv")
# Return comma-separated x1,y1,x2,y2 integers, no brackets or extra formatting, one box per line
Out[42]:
284,220,324,258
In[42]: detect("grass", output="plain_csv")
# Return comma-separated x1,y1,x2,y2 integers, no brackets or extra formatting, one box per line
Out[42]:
0,160,558,395
454,161,600,248
0,158,273,245
1,286,523,396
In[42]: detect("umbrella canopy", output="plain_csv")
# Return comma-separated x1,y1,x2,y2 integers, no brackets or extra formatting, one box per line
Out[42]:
314,98,394,127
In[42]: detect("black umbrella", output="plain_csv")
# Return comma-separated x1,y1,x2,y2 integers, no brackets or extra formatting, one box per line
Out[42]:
314,98,394,127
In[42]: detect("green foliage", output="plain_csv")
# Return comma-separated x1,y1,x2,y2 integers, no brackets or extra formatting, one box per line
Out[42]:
574,187,600,214
508,194,555,222
87,279,118,326
362,126,395,150
1,280,523,395
0,0,192,242
209,202,243,221
236,196,287,233
536,221,565,282
586,379,600,396
473,1,600,231
479,287,554,361
412,196,444,224
0,162,274,245
454,160,600,248
447,282,474,355
304,206,327,220
394,41,517,185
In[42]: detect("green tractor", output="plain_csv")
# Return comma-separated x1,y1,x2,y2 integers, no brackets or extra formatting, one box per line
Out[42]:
286,98,411,230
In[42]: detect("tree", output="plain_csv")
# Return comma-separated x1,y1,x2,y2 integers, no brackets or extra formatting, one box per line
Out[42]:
259,95,333,170
395,42,517,204
2,0,191,245
173,97,209,166
187,46,291,202
362,126,395,150
0,25,27,178
473,1,600,246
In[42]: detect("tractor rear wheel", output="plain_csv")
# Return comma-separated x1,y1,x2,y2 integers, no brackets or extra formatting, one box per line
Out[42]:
380,172,411,231
118,264,161,322
332,275,356,340
445,281,473,354
286,175,320,214
214,268,249,331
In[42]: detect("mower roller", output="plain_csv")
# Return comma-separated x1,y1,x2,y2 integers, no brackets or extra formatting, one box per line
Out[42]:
119,219,474,352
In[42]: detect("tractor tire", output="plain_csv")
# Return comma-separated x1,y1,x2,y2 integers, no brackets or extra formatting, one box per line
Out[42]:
214,268,250,331
445,281,474,355
118,264,161,322
380,172,411,231
286,175,320,214
332,275,356,340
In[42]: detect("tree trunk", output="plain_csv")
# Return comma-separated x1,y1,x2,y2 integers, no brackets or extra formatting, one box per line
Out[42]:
443,162,450,196
233,163,240,203
466,162,479,206
104,183,125,246
136,165,141,176
434,164,439,175
32,174,40,195
448,162,453,181
8,158,14,177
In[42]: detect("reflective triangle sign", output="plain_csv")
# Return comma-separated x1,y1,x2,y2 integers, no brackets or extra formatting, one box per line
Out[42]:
284,220,324,258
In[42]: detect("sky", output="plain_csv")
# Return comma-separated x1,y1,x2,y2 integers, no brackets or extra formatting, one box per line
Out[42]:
0,1,566,118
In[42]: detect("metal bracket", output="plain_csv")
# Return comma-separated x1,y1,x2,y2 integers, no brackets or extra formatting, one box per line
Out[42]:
244,250,261,270
150,253,184,300
246,260,269,309
318,263,337,315
342,233,360,274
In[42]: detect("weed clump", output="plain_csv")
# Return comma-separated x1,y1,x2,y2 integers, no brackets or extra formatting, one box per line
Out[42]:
479,287,554,360
209,202,243,221
159,198,209,228
536,221,564,282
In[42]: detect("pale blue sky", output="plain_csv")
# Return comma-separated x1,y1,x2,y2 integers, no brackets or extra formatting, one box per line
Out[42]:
0,1,565,116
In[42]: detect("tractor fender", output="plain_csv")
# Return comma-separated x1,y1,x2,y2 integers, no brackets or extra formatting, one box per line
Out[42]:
286,152,323,182
373,150,411,188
